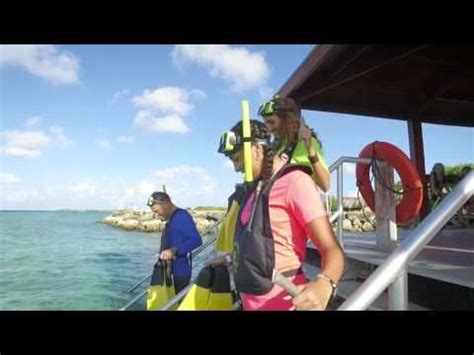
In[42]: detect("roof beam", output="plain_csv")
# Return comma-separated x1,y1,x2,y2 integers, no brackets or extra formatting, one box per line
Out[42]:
278,45,335,98
297,46,428,103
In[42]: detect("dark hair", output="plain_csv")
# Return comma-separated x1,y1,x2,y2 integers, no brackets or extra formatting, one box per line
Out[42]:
148,191,171,206
431,163,447,189
269,96,323,149
230,120,275,182
271,96,300,147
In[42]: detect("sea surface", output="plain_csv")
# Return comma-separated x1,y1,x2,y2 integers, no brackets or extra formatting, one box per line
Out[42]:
0,211,215,310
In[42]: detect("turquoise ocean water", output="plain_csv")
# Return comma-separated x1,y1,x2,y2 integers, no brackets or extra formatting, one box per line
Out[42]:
0,211,214,310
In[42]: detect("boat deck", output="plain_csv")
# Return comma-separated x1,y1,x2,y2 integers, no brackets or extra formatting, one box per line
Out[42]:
308,228,474,288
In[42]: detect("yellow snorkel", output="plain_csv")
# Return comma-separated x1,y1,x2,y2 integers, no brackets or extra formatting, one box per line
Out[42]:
241,100,253,183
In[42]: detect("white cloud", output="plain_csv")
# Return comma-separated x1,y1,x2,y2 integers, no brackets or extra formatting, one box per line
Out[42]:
259,86,274,100
49,125,74,147
1,147,40,158
69,181,97,199
137,180,155,196
113,89,130,100
116,135,135,144
189,89,208,100
0,167,232,210
0,130,50,158
172,45,270,92
346,189,359,198
0,173,21,184
223,160,234,170
0,124,73,158
24,116,42,128
0,45,80,84
152,164,218,195
2,180,97,208
130,87,203,135
5,189,41,203
132,87,193,116
153,165,200,180
133,111,189,134
343,164,356,176
96,139,112,149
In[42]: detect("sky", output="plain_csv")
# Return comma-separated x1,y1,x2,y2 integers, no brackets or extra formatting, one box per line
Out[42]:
0,44,472,210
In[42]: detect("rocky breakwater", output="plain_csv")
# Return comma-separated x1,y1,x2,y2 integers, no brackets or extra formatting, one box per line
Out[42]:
102,198,377,234
338,197,376,232
101,208,227,235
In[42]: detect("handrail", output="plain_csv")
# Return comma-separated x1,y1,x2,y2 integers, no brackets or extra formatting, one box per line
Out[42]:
119,289,148,311
160,258,240,310
119,235,217,311
121,156,392,311
329,156,373,173
339,171,474,310
119,219,221,310
326,156,375,246
125,275,152,294
125,217,222,294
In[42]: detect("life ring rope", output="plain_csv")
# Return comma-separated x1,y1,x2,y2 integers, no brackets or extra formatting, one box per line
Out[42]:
356,141,424,224
356,141,424,195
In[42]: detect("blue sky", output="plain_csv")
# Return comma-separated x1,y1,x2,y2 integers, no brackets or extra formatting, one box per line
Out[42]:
1,45,472,210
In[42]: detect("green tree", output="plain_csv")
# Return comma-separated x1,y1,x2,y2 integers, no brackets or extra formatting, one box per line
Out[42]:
328,195,339,213
444,164,473,185
392,163,472,192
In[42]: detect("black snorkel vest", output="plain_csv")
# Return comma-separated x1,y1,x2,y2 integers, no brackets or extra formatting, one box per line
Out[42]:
232,163,313,295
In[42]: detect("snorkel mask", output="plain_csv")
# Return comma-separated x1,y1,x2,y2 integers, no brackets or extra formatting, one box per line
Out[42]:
218,130,243,157
147,192,170,207
257,95,294,118
217,101,274,183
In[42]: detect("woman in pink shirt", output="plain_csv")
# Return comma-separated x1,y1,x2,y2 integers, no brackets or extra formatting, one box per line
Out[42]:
216,120,344,311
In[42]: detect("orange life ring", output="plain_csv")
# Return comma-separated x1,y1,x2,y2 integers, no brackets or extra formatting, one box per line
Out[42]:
356,141,423,224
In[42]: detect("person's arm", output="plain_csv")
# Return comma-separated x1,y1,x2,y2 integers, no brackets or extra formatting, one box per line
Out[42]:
285,173,344,310
160,212,203,260
292,217,344,310
173,214,203,256
306,141,331,192
299,126,330,192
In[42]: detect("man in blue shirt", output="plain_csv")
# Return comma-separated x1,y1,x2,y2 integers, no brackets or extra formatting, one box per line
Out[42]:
147,191,203,293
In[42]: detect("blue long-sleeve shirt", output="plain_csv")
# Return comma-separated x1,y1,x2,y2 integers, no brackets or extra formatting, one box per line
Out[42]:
161,208,202,278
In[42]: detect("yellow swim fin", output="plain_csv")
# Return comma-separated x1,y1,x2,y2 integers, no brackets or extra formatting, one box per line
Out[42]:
146,260,175,310
177,266,213,310
206,265,234,310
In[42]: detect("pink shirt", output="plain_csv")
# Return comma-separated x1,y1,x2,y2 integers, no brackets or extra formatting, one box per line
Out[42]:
239,169,328,310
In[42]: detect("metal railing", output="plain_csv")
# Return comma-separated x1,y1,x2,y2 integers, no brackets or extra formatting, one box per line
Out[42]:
118,158,474,311
159,263,240,311
327,156,374,246
339,170,474,310
119,219,221,311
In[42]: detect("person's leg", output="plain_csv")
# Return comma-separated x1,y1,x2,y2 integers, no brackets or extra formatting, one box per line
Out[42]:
173,275,191,294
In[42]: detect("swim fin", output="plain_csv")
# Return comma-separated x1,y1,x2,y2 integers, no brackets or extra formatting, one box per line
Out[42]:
206,265,234,310
177,265,235,310
146,260,176,310
215,199,240,254
177,265,214,310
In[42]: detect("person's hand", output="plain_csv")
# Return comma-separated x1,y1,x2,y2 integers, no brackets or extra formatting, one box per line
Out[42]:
285,278,333,310
298,122,312,144
159,248,176,261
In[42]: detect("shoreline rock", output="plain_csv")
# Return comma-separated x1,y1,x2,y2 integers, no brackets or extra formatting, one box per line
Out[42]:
103,206,377,234
101,208,227,234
